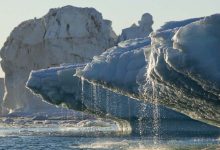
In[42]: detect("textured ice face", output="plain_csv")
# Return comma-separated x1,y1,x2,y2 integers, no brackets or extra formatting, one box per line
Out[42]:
148,14,220,126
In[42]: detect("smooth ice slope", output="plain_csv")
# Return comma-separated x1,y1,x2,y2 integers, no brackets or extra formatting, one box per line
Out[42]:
118,13,153,42
77,14,220,127
0,5,117,114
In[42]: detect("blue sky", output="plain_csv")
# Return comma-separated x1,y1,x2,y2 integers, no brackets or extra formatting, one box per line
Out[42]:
0,0,219,77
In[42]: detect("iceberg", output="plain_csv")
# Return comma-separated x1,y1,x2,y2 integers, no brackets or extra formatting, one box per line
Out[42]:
0,5,117,114
118,13,153,42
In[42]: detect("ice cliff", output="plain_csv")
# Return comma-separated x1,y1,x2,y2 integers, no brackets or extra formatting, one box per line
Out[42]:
118,13,153,42
0,5,117,114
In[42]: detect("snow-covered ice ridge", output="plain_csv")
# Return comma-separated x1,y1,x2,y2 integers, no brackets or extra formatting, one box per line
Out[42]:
0,5,118,114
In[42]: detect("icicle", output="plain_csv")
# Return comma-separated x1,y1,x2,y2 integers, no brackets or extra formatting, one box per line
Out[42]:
127,97,131,123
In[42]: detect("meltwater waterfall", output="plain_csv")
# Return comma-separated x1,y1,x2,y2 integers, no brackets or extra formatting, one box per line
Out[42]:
152,82,160,144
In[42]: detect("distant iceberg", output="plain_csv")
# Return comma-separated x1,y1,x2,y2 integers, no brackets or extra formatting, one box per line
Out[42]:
118,13,153,42
0,5,117,114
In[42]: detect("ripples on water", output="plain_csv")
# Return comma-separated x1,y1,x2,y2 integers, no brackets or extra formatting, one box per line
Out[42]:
1,136,220,150
0,117,220,150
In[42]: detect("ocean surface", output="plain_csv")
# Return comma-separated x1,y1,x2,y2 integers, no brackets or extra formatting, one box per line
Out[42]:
0,116,220,150
1,136,220,150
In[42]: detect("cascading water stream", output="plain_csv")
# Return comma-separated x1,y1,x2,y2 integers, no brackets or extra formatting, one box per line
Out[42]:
112,94,118,118
138,102,148,137
105,90,110,118
81,78,85,119
152,81,160,145
92,84,98,115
